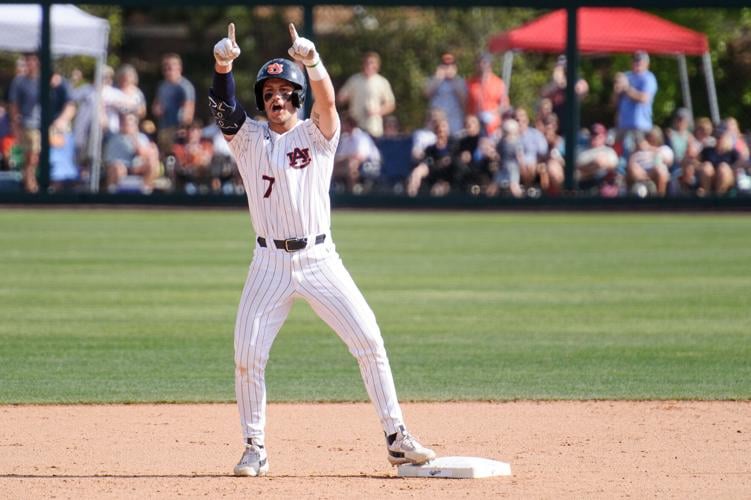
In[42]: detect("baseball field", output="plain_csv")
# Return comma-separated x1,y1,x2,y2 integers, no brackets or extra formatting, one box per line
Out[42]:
1,208,749,498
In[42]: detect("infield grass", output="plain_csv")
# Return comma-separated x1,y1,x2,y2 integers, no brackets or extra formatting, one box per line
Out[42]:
0,208,749,403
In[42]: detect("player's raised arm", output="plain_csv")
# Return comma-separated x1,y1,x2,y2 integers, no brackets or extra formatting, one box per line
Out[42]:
287,23,338,140
209,22,246,141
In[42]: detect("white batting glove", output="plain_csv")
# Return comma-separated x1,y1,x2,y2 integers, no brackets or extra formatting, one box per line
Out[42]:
287,24,320,67
214,23,241,67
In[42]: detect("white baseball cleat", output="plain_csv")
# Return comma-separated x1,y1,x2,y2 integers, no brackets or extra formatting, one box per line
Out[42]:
233,438,269,477
386,425,436,466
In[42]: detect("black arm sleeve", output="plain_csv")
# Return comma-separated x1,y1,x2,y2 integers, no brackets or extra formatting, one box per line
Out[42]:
209,71,246,135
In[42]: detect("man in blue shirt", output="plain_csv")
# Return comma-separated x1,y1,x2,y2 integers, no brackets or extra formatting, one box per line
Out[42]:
152,53,195,160
614,51,658,157
8,54,76,192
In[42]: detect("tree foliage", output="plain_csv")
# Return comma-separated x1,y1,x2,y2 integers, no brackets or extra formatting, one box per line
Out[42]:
68,6,751,132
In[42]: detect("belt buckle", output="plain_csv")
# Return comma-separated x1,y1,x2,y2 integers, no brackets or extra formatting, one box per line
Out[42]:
284,238,306,252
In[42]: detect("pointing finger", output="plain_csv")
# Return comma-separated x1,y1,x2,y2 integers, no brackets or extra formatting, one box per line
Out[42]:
289,23,299,42
228,23,236,44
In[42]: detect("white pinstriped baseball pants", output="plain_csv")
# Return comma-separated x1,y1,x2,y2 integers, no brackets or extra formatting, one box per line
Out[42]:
234,235,405,443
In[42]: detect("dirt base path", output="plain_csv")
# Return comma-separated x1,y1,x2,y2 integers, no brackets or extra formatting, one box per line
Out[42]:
1,402,749,499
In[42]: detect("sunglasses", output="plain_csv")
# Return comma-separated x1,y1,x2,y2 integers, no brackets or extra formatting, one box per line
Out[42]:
263,90,293,103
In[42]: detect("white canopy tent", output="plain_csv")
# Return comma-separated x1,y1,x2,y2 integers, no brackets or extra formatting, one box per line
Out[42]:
0,4,110,191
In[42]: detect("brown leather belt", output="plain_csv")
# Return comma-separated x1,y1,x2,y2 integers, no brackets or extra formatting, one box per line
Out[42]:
257,234,326,252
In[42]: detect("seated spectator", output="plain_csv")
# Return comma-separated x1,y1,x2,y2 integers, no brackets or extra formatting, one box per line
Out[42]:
487,118,524,198
665,108,694,167
171,120,214,194
514,107,549,194
115,64,147,121
693,117,716,150
723,117,751,193
203,122,241,194
534,97,555,133
374,115,413,192
454,114,494,195
333,114,382,194
406,115,458,197
626,127,670,197
104,113,160,193
722,116,750,164
0,101,12,170
700,127,740,196
539,114,565,196
411,108,445,166
576,123,619,195
677,137,715,197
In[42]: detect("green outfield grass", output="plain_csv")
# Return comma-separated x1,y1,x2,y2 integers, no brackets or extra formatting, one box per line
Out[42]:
0,208,749,403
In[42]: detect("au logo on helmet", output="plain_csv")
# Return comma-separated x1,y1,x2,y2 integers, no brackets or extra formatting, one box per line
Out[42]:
267,63,284,75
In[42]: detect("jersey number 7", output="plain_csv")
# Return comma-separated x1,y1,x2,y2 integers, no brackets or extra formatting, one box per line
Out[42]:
262,175,275,198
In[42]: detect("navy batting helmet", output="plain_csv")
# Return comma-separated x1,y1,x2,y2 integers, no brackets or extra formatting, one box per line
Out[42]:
254,58,307,111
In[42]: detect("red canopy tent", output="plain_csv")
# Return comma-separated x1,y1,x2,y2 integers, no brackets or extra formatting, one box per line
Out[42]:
489,8,708,55
487,8,718,123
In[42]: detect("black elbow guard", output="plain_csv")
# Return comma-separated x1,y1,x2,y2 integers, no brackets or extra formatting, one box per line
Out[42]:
208,89,247,135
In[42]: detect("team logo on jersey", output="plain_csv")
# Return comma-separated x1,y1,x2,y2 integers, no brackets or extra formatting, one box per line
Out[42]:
267,63,284,75
287,147,311,169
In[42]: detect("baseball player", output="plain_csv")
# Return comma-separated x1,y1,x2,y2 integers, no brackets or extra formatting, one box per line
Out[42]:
210,22,436,477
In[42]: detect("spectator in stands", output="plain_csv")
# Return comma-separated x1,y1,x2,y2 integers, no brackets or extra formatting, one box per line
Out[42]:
71,66,134,170
534,97,555,133
202,121,241,194
665,108,694,167
613,51,658,157
0,101,12,170
693,117,716,150
115,64,147,121
487,118,524,198
700,126,740,196
539,55,588,132
8,53,76,193
721,116,750,163
406,114,458,197
7,53,42,190
677,136,714,197
454,114,494,195
514,107,549,194
424,52,466,138
723,117,751,193
101,66,126,138
69,67,96,169
334,114,382,194
47,70,79,191
539,113,565,196
337,51,395,138
465,53,509,136
382,114,401,138
104,113,160,193
576,122,620,196
374,115,414,193
172,120,214,194
152,53,195,159
411,108,445,166
626,126,670,197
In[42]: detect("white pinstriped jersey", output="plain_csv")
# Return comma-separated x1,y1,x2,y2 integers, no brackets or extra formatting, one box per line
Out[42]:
226,109,407,446
227,118,340,240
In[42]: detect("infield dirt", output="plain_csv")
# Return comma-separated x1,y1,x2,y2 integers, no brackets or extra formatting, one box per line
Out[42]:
1,401,749,499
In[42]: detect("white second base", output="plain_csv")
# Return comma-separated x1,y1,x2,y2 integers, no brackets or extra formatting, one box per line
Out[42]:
397,456,511,479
